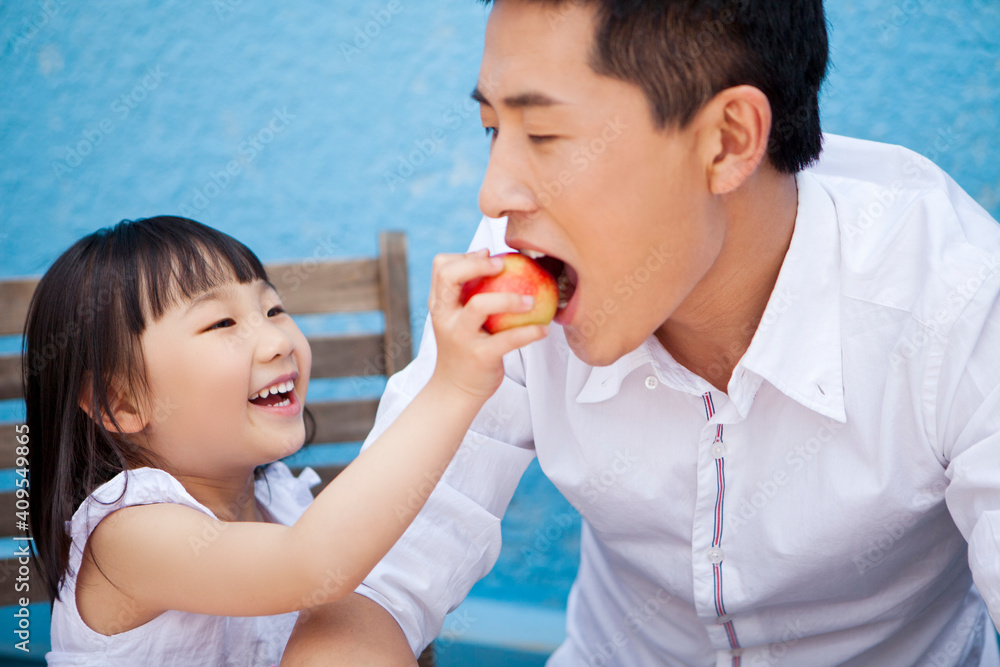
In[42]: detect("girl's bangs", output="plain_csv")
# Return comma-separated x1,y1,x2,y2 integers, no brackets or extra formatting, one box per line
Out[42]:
118,217,270,322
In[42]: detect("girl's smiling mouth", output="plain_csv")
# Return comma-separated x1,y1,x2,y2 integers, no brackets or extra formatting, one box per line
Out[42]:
249,372,301,415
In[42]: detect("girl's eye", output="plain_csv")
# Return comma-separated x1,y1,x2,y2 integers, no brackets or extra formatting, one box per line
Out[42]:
207,318,235,331
484,127,498,141
267,305,285,317
528,135,557,145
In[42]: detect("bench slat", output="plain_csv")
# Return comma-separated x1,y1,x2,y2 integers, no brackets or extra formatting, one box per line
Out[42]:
308,334,385,379
0,354,20,401
0,424,25,469
269,258,380,314
309,399,379,445
0,278,38,337
378,232,414,377
0,555,43,606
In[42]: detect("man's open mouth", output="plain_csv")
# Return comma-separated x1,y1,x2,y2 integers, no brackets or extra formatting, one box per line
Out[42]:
521,250,578,310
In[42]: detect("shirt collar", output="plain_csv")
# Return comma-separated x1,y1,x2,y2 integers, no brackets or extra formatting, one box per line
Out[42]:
737,170,846,422
576,171,847,424
576,341,669,404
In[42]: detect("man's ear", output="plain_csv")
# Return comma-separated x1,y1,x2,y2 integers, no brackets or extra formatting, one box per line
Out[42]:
698,85,772,195
79,378,148,434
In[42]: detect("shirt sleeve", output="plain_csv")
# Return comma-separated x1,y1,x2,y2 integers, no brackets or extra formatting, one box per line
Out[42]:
937,242,1000,627
354,217,538,655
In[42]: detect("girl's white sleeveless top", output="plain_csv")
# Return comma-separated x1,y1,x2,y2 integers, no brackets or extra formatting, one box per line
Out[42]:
47,462,320,666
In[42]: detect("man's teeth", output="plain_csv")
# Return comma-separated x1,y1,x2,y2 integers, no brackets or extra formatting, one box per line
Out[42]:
557,272,573,308
521,249,545,259
251,380,295,400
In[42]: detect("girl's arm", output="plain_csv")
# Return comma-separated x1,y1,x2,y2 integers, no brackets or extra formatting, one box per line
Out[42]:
85,251,548,619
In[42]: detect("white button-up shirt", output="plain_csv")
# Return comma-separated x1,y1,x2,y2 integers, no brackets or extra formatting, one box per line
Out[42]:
357,135,1000,666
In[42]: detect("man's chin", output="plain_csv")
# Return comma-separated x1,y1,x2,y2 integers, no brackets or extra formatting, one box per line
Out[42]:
564,327,632,368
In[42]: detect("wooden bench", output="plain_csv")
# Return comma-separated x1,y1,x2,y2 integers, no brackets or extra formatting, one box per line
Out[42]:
0,230,435,666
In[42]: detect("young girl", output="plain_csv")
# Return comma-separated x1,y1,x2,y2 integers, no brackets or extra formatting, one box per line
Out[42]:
25,216,546,666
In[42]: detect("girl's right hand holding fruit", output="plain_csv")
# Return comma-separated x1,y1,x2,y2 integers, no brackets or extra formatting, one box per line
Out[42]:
427,249,550,401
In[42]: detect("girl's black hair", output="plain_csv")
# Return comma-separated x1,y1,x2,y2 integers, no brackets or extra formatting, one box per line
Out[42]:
24,216,274,603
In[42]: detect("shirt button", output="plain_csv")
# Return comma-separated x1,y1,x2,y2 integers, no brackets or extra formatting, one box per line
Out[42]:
711,443,725,459
716,614,732,624
644,375,659,390
706,547,724,564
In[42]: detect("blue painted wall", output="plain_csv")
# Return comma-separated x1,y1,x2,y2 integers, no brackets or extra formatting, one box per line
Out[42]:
1,0,998,638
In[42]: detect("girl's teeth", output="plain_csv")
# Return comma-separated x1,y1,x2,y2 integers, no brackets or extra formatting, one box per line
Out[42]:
521,249,545,259
252,380,296,401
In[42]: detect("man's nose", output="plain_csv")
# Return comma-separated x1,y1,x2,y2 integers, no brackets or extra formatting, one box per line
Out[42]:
478,134,538,220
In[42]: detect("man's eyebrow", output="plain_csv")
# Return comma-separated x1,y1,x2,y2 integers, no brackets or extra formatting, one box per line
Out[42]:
471,87,564,109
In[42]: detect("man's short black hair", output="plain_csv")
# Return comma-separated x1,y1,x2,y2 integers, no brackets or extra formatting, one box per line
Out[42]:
481,0,829,174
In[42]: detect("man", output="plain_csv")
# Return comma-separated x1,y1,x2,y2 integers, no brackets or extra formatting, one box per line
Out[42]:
283,1,1000,664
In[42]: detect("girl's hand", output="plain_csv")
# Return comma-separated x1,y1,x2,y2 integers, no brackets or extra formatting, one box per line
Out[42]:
427,249,548,400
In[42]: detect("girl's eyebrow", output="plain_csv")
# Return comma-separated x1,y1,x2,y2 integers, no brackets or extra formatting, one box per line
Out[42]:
184,286,233,313
184,281,278,314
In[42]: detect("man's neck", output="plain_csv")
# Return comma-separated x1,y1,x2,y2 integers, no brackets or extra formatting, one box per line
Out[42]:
656,168,799,393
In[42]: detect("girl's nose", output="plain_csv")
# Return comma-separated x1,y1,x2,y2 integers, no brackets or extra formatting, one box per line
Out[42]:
253,317,296,362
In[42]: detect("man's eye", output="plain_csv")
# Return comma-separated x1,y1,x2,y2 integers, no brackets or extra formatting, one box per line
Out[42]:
267,305,285,317
207,318,235,331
